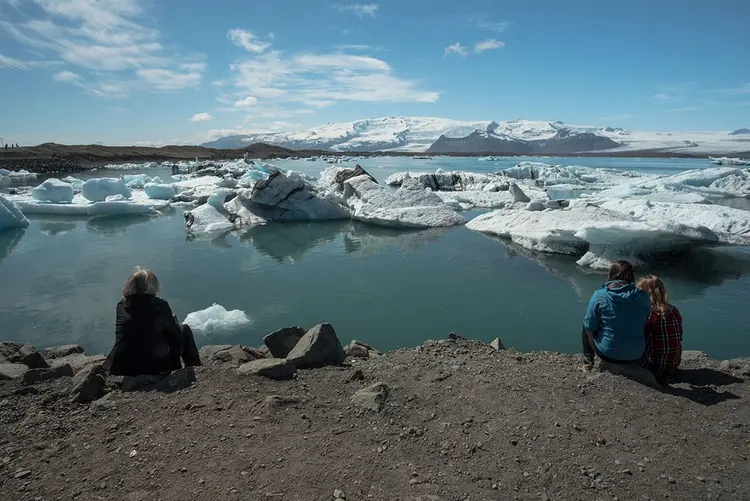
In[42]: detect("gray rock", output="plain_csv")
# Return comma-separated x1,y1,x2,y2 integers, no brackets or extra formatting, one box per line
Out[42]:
257,345,271,357
0,342,49,369
198,344,233,362
50,354,106,374
344,340,382,360
22,363,74,385
238,358,297,380
681,350,709,362
351,382,389,412
203,345,264,367
122,367,197,393
70,364,106,403
41,345,85,359
264,326,306,358
286,323,346,368
0,363,28,380
509,183,531,203
490,338,506,351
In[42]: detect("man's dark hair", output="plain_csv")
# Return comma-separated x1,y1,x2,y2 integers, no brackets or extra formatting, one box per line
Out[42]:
608,260,634,283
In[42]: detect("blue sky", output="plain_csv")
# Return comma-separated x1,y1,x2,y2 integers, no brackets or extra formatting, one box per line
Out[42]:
0,0,748,146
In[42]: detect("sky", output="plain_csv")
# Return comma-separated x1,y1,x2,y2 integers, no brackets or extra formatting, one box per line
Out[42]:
0,0,749,146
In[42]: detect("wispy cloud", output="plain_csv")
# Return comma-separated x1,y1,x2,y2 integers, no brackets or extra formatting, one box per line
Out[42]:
444,42,468,57
721,83,750,95
333,3,379,18
0,54,27,69
190,112,214,122
469,15,511,33
652,93,683,101
222,30,439,123
1,0,205,95
228,28,272,54
599,114,634,121
474,39,505,53
333,44,375,51
53,70,81,82
670,106,702,113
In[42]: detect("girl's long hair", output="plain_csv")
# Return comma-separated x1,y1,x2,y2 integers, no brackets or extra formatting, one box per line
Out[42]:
637,275,670,315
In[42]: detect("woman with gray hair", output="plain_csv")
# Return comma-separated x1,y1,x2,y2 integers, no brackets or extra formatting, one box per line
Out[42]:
104,267,201,376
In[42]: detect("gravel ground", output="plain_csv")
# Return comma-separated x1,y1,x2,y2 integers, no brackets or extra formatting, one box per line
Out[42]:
1,339,748,501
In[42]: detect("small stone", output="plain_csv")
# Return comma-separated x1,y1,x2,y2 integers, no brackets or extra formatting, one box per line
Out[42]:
668,477,676,484
510,439,519,446
198,478,205,484
14,470,32,479
489,338,506,351
333,489,346,499
348,369,365,382
22,364,73,385
492,484,499,490
351,382,389,412
696,476,705,483
621,469,633,475
596,438,607,445
237,358,297,380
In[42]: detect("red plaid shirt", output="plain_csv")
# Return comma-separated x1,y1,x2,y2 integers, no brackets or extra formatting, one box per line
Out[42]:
641,305,683,378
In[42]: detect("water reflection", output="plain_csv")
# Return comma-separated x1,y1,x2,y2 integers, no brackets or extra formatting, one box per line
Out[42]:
86,214,154,235
502,240,750,302
0,228,25,267
343,224,450,256
37,220,78,235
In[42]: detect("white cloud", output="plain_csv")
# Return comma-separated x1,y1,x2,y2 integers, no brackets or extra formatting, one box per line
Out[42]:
444,42,468,57
88,81,130,98
333,44,373,51
0,54,27,69
474,39,505,53
1,0,205,94
228,28,272,53
469,15,511,33
136,68,204,90
235,96,258,107
653,93,680,100
333,3,379,18
190,112,214,122
53,70,82,82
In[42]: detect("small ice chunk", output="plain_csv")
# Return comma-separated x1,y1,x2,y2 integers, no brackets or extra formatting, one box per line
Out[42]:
144,183,176,200
105,194,127,202
187,203,236,234
183,303,251,338
0,194,29,230
82,178,132,202
509,183,531,203
207,188,234,211
31,178,74,203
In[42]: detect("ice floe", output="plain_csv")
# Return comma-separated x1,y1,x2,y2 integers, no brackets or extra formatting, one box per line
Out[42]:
183,303,251,339
0,195,29,231
8,191,167,217
82,178,132,202
144,182,176,200
31,178,74,203
710,157,750,166
0,169,37,185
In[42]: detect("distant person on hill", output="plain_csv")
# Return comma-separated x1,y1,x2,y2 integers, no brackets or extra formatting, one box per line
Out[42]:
581,260,652,371
636,275,683,383
104,267,201,376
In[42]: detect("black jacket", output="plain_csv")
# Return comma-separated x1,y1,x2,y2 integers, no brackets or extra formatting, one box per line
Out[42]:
105,295,183,376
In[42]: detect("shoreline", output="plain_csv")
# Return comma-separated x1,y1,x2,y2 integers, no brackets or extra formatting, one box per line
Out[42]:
1,332,748,500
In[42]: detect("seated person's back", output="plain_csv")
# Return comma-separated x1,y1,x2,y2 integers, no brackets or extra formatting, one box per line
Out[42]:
637,275,683,379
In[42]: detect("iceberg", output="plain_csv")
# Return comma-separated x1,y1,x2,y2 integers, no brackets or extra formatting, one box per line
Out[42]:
385,170,502,191
61,176,84,191
144,182,176,200
642,167,750,198
710,157,750,166
123,174,164,189
31,178,74,203
434,190,510,210
183,303,251,339
187,203,239,234
9,191,165,217
0,194,29,230
467,202,719,270
82,178,132,202
0,169,37,185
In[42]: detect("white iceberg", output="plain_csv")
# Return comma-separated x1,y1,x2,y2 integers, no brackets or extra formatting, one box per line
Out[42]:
123,174,164,189
183,303,251,339
61,176,84,191
385,170,502,191
642,167,750,198
187,203,239,234
467,202,719,270
0,194,29,230
434,190,510,210
8,191,166,217
82,178,132,202
144,182,176,200
31,178,74,203
0,169,37,185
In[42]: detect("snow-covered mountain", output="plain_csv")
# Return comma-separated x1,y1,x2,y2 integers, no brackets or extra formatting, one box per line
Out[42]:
202,116,750,155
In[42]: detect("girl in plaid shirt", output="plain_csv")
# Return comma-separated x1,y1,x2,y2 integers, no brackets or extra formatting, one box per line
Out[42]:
637,275,683,382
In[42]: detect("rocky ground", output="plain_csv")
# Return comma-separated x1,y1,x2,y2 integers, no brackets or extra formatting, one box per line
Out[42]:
1,332,748,501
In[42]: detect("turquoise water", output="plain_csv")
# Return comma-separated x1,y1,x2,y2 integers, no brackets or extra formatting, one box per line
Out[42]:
1,156,749,358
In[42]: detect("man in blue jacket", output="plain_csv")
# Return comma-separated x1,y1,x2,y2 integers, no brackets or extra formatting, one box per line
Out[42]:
582,260,652,371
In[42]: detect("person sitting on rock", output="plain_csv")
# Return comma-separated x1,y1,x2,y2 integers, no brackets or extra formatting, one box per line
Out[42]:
581,260,652,371
636,275,683,383
104,267,201,376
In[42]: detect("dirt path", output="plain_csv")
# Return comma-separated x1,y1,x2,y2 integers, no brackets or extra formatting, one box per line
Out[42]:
1,340,748,501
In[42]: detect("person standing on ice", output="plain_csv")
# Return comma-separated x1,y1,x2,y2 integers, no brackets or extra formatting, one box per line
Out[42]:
581,260,651,371
104,267,202,376
636,275,683,383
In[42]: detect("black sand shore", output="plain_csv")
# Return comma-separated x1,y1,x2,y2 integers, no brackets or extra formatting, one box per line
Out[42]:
1,337,748,501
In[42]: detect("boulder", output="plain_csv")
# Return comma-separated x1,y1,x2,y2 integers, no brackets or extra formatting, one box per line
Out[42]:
344,340,382,360
490,338,506,351
50,354,106,374
286,323,346,368
509,183,531,203
237,358,297,380
264,326,306,358
351,382,389,412
198,344,234,361
41,345,85,359
201,345,264,367
70,364,107,403
0,342,49,369
0,363,28,380
22,364,74,385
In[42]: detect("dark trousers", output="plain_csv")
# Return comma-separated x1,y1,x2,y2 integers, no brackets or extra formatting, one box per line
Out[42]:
582,328,641,365
178,324,202,367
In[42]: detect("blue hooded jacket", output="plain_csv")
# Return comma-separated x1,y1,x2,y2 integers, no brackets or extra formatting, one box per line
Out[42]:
583,280,652,362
